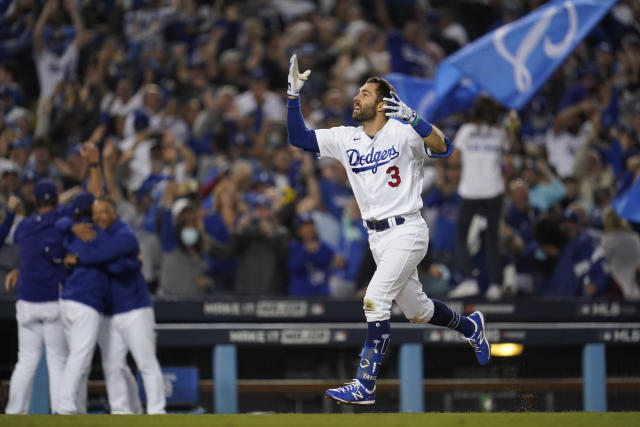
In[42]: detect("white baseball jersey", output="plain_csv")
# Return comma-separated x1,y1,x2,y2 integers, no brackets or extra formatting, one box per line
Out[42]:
315,119,429,221
454,123,509,199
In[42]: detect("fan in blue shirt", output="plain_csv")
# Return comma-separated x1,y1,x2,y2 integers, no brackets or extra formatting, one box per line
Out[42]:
288,213,344,296
532,213,612,297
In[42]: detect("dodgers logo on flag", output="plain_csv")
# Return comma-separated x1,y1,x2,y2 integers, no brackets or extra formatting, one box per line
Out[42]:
425,0,618,118
492,1,578,95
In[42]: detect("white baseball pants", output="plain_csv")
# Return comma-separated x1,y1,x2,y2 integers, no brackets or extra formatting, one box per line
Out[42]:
5,300,68,414
97,315,143,414
363,212,435,323
99,307,165,414
56,300,101,414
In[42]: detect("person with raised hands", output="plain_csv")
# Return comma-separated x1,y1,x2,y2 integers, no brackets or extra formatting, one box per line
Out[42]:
285,54,490,406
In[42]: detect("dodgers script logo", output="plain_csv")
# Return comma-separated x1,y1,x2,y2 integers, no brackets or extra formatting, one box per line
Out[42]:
493,0,577,93
347,146,400,173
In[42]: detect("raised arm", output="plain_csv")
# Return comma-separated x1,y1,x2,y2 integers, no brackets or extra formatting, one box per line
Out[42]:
286,54,319,153
553,99,594,135
383,92,453,157
160,181,178,252
176,137,197,176
33,0,56,54
82,139,104,197
102,138,121,202
64,0,86,49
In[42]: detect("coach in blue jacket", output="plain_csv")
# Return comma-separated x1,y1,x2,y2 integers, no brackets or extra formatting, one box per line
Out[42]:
65,196,166,414
56,191,142,414
5,179,69,414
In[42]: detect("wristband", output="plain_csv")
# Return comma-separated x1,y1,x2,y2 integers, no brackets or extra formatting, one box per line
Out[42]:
428,136,454,158
89,162,99,168
412,116,433,138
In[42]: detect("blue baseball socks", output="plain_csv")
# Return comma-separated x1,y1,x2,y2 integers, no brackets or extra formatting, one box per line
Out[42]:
428,299,475,337
356,320,391,390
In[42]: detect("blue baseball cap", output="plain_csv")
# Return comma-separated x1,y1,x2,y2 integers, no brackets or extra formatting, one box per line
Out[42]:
298,43,316,57
133,110,150,132
255,171,275,187
562,208,580,223
249,67,267,81
254,194,272,208
596,41,612,54
245,193,272,209
21,169,37,183
71,191,95,215
34,179,58,202
231,132,251,147
11,136,32,150
294,212,314,228
66,143,83,158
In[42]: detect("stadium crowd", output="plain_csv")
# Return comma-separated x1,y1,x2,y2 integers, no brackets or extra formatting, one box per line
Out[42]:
1,0,640,301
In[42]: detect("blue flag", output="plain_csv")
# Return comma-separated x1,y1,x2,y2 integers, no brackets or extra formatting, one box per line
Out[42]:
613,177,640,223
425,0,618,119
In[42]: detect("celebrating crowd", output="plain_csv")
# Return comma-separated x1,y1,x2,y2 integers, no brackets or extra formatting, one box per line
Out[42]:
1,0,639,301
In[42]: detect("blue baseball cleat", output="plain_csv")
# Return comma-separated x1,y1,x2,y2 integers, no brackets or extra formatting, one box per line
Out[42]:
465,311,490,365
325,379,376,405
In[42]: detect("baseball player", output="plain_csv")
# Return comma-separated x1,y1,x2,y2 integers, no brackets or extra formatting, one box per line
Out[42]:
286,55,490,405
65,196,166,414
56,191,142,414
4,179,69,414
96,315,144,414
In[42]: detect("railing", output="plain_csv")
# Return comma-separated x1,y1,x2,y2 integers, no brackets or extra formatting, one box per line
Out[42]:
2,296,640,413
154,321,640,413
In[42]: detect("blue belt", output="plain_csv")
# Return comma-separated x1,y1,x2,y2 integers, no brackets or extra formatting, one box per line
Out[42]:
365,216,405,232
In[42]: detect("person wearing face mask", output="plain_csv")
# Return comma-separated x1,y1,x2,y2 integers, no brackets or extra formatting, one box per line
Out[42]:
157,182,213,296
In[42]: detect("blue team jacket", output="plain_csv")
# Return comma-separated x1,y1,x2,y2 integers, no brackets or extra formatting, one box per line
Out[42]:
76,218,151,314
13,209,68,302
57,217,142,313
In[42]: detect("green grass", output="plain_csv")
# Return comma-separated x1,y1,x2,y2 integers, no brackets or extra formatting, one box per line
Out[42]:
1,413,639,427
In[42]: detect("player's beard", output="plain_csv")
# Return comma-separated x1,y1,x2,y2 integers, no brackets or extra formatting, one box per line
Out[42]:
352,102,376,123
